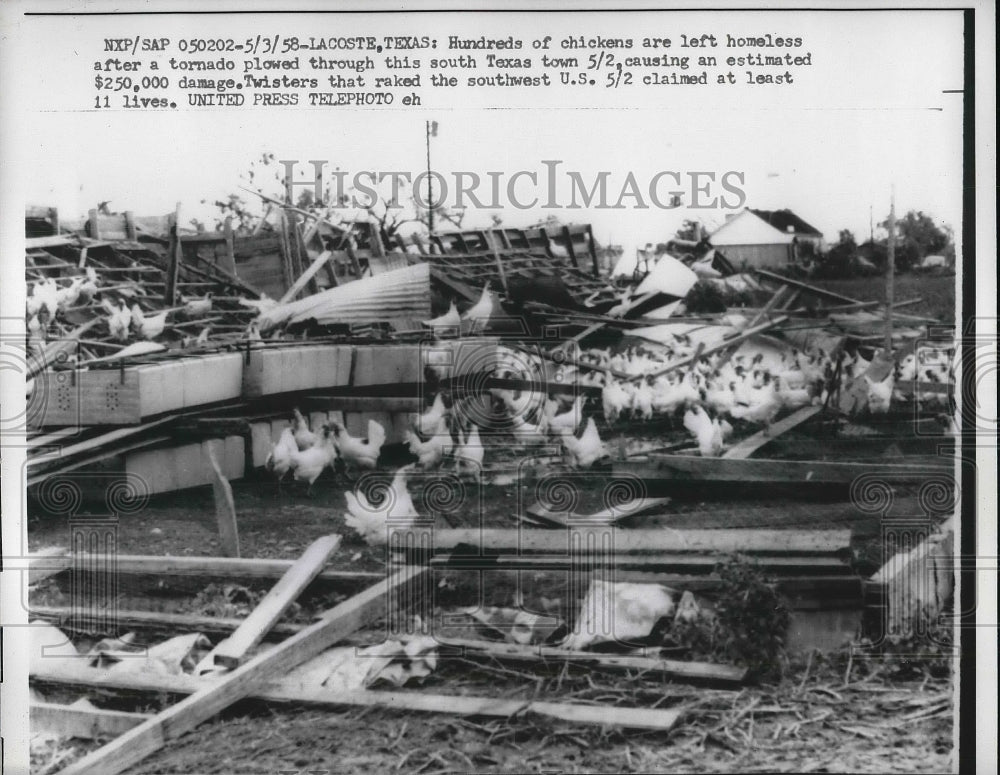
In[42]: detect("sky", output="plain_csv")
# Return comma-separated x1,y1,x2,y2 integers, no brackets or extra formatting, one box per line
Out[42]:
13,8,967,259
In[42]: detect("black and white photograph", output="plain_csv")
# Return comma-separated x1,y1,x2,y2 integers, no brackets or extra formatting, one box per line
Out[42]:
0,2,995,774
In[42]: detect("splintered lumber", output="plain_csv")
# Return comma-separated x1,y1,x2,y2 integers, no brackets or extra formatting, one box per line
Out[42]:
722,405,822,459
437,637,746,683
279,249,332,303
29,605,304,639
31,702,151,740
207,535,340,669
754,269,861,305
624,454,950,485
424,553,851,574
422,528,849,555
30,553,381,584
206,443,240,558
55,564,426,775
33,662,683,732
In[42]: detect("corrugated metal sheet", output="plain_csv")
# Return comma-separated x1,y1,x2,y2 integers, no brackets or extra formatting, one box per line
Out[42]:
259,262,431,331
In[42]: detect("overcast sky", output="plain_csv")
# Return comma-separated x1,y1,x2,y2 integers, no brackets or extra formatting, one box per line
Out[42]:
14,9,966,258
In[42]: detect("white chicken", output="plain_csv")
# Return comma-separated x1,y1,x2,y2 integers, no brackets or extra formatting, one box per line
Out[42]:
343,465,418,545
422,301,461,335
264,427,298,492
454,422,484,480
865,372,895,414
545,395,586,436
131,304,169,340
288,425,338,495
683,405,732,457
183,293,213,317
102,298,132,341
562,417,606,469
730,379,781,433
403,420,449,469
238,293,277,316
291,408,318,451
332,419,387,473
631,380,654,420
28,278,60,320
55,277,85,311
77,267,100,304
416,393,448,436
460,283,495,334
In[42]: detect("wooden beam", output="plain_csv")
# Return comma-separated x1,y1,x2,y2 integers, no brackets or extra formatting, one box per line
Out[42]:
438,637,746,683
278,250,332,303
722,406,822,460
31,702,150,740
164,204,183,305
419,528,851,555
754,269,861,305
27,553,381,584
208,535,340,669
206,443,240,558
56,564,425,775
33,661,683,732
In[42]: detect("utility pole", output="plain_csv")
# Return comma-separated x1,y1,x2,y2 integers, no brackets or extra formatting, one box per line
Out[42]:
425,120,436,234
884,186,896,353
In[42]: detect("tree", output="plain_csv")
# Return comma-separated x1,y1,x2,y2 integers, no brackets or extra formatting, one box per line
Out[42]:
880,210,952,271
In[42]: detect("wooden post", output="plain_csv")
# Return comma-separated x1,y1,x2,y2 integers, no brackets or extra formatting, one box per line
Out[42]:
164,203,182,305
87,208,100,240
885,187,896,352
124,211,137,241
206,443,239,557
222,216,237,277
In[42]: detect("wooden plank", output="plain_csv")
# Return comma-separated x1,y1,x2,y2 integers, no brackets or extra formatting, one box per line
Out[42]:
32,662,683,732
423,528,850,555
722,406,822,460
28,547,69,585
56,564,425,775
33,553,380,584
27,318,102,380
424,553,851,574
626,454,951,485
206,443,240,558
754,269,861,305
208,535,340,669
439,637,745,683
279,250,332,303
25,234,76,250
31,702,150,740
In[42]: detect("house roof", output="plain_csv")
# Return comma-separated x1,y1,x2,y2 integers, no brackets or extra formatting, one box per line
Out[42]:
708,209,794,246
749,209,824,238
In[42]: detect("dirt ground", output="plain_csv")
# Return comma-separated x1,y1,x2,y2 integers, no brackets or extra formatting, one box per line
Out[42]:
28,423,956,774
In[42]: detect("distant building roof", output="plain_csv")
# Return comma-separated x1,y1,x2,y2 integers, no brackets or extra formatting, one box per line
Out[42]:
749,209,823,238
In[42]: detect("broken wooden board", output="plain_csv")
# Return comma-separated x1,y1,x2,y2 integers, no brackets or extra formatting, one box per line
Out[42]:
33,660,684,734
524,497,672,526
56,564,426,775
206,535,340,669
722,406,823,460
206,443,240,557
31,701,151,741
423,528,850,555
436,637,746,684
621,454,951,486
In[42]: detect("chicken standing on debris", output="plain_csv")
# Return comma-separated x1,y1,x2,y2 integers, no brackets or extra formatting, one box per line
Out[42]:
183,292,213,317
238,293,277,316
422,301,461,335
289,424,338,496
865,371,895,414
546,395,586,436
403,419,450,469
332,419,387,473
344,465,418,545
102,298,132,341
131,304,169,340
460,283,495,334
416,393,448,437
264,427,298,492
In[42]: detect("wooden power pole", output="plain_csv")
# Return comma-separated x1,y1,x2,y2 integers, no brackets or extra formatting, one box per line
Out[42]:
884,187,896,352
